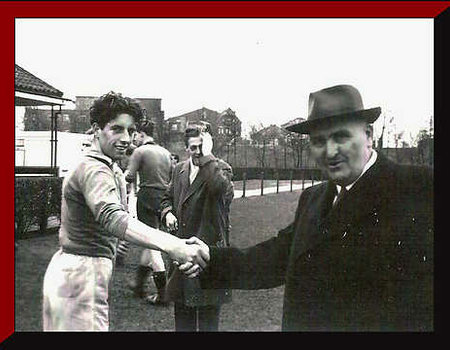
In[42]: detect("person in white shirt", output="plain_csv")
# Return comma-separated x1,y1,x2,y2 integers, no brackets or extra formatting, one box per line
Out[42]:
161,124,234,331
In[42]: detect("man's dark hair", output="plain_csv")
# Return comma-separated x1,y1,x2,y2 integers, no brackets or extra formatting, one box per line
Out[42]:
89,91,144,129
171,154,180,163
138,120,155,137
184,126,202,147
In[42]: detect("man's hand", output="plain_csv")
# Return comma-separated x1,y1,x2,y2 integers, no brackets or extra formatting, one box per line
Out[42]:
200,132,213,157
169,237,210,270
116,240,129,258
165,212,178,232
177,236,211,278
177,261,203,278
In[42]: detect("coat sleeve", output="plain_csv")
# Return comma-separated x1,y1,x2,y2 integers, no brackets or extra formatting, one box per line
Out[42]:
200,190,309,290
160,162,178,221
198,155,233,196
223,179,234,246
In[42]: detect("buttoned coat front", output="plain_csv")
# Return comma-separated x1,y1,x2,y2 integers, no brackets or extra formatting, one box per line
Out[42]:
202,154,433,331
160,155,233,307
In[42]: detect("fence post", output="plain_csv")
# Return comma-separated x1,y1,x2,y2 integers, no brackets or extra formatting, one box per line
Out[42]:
311,170,315,187
290,169,293,192
302,169,305,190
260,170,264,196
242,171,246,198
276,170,279,193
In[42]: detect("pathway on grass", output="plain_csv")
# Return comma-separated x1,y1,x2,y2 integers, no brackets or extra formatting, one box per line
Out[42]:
37,181,323,231
234,181,322,198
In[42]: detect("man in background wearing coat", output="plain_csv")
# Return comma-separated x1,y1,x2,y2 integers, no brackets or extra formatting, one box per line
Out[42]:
161,124,234,331
183,84,434,331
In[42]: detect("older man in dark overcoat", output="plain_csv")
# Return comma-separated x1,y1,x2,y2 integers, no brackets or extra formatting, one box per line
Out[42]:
183,84,433,331
160,125,233,331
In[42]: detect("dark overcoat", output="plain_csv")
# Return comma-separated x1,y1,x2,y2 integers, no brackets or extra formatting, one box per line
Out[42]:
202,154,433,331
160,154,233,307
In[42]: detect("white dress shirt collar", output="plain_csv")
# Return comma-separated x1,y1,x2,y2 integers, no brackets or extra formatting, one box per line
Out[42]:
336,149,378,195
189,157,200,184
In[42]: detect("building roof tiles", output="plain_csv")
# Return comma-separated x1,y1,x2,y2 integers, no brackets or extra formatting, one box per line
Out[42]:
15,64,63,98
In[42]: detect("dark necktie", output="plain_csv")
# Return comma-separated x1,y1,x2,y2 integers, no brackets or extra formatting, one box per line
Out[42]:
334,186,348,207
322,185,337,219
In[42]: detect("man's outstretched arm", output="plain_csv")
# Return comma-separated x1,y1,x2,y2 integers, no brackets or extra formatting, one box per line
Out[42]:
182,222,296,290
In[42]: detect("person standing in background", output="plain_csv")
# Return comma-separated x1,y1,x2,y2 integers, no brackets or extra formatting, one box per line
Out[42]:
42,92,209,331
125,120,173,305
161,124,234,331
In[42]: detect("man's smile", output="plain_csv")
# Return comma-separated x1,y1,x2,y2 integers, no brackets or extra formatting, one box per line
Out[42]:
114,145,128,153
326,159,346,171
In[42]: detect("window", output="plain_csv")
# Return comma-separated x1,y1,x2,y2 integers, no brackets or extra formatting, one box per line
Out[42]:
171,123,178,131
16,139,24,147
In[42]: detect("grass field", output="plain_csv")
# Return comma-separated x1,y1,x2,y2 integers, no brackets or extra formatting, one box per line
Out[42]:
15,191,301,332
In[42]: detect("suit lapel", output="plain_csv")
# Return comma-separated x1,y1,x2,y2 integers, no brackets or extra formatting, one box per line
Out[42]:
291,154,389,263
180,160,206,207
323,154,387,239
318,182,338,225
177,161,190,208
290,182,331,261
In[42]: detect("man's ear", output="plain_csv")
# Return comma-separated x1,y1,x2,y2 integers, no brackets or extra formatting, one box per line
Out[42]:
91,123,101,138
365,124,373,139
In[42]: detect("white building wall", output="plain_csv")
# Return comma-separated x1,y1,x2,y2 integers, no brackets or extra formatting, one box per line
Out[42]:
15,131,92,176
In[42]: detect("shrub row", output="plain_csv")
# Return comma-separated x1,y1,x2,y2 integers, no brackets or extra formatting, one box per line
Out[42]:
13,167,322,238
15,176,62,238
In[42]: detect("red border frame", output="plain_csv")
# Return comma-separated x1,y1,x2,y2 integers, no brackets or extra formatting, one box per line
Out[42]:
1,1,449,18
4,0,448,340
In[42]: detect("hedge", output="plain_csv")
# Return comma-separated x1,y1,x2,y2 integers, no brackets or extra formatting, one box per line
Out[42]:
13,168,323,238
15,176,62,238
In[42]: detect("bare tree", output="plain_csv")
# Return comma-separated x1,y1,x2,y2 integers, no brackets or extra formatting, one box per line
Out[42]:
286,132,308,168
249,123,266,168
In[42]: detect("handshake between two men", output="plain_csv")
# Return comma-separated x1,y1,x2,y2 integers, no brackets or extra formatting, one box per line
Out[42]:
172,237,210,279
165,206,210,278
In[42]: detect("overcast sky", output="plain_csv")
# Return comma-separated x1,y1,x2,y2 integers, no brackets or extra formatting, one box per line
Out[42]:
15,18,433,143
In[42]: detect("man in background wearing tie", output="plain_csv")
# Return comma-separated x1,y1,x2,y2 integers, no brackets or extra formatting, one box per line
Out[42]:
161,124,234,331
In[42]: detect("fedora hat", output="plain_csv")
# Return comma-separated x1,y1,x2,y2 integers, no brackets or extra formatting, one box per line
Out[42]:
285,84,381,134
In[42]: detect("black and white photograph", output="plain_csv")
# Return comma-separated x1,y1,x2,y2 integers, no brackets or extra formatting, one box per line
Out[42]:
14,7,438,332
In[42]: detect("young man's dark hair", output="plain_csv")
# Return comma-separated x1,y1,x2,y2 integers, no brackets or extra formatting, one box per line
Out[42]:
184,122,212,147
184,126,201,147
89,91,144,128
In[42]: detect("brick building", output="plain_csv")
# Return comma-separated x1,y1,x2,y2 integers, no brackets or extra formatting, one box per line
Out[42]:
165,107,241,159
74,96,165,142
24,95,165,142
